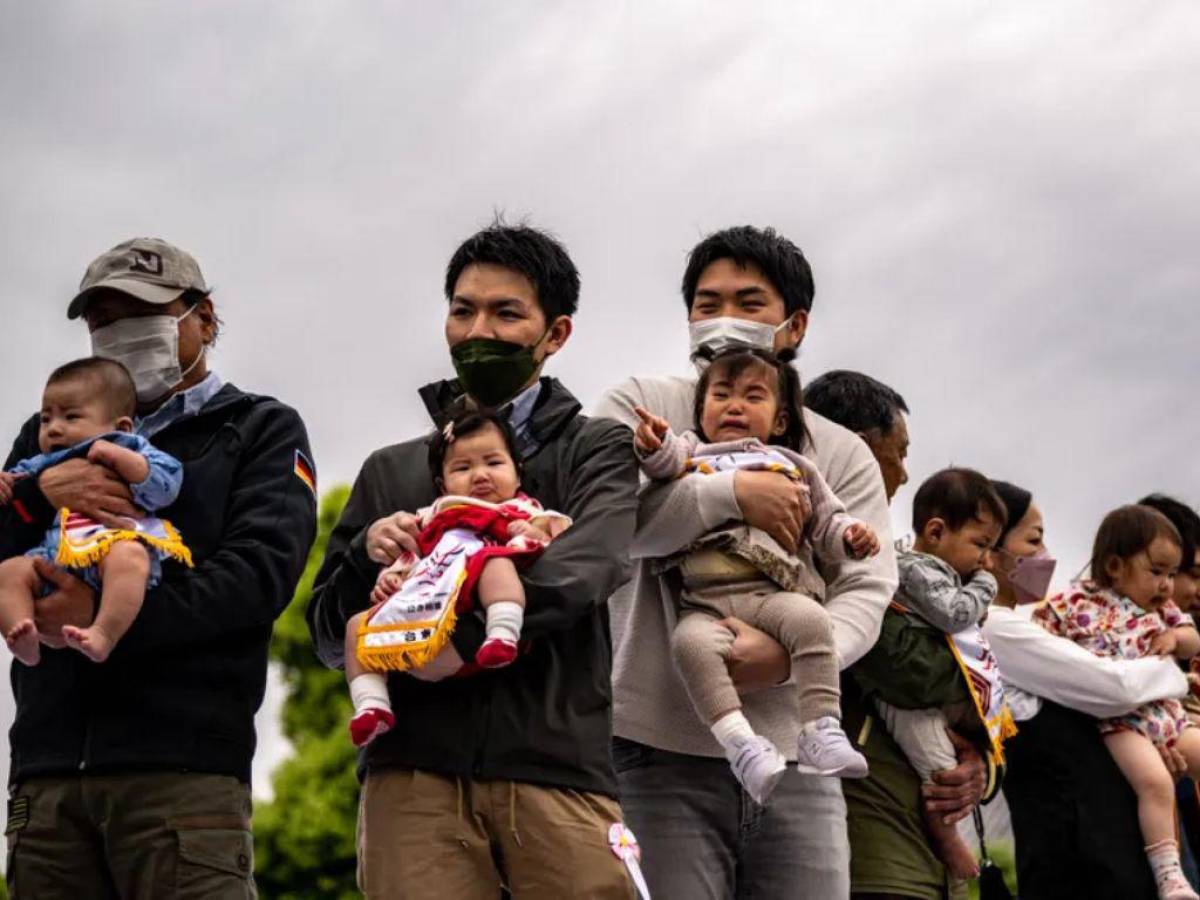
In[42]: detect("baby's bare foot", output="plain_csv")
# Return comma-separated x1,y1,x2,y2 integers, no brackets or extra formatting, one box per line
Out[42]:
62,625,114,663
6,619,40,666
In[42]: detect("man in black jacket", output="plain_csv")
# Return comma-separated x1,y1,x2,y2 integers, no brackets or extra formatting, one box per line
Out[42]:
2,237,317,898
308,223,639,899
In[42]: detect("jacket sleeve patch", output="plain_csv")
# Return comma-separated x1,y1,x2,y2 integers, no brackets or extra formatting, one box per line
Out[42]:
293,449,316,495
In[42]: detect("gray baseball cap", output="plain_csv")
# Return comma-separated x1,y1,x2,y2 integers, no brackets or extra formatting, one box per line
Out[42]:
67,237,209,319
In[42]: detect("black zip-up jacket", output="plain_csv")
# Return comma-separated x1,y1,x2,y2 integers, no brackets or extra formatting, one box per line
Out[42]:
1,383,317,785
307,377,637,797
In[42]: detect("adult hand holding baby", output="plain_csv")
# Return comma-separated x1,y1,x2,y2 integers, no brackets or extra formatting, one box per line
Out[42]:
37,458,138,528
30,558,95,648
366,511,421,564
734,469,810,553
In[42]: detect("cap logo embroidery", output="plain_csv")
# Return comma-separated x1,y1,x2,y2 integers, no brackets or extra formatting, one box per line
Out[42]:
129,249,163,275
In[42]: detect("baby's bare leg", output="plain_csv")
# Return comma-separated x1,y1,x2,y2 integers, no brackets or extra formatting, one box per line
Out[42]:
476,557,525,611
475,557,525,668
1110,728,1200,896
0,556,43,666
1105,729,1176,846
345,609,370,683
62,541,150,663
345,608,394,747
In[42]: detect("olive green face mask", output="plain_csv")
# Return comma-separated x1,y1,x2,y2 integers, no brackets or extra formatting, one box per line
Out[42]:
450,332,547,408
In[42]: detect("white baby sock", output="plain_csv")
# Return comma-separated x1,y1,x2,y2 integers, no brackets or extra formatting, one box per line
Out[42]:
485,601,524,643
712,710,756,752
349,673,391,715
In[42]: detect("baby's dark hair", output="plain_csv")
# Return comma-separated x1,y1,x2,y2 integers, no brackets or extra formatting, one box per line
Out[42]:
913,467,1008,534
693,349,807,451
46,357,136,420
1090,504,1182,588
427,409,522,490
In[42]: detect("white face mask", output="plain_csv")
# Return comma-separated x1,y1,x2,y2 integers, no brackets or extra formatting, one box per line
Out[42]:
688,316,793,370
90,306,203,404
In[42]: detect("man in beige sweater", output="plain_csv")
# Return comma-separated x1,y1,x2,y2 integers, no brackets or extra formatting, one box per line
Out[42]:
594,226,897,898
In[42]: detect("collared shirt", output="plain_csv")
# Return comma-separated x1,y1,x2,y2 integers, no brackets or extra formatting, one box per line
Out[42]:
138,372,225,439
502,380,543,458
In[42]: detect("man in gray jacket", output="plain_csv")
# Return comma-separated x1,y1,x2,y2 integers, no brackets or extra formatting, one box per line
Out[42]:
594,226,896,898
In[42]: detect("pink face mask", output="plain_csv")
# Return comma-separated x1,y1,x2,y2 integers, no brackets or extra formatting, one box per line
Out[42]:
1005,547,1057,603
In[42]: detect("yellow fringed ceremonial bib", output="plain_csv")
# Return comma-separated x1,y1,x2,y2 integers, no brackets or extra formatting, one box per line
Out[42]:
55,508,193,571
356,528,482,673
946,624,1019,771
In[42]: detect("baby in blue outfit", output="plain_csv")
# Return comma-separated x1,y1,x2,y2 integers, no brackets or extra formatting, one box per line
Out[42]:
0,358,190,664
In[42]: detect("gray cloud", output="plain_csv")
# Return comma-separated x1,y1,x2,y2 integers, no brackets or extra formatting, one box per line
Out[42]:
2,1,1198,794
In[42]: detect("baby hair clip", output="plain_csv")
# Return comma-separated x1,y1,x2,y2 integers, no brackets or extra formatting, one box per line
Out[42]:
442,422,456,443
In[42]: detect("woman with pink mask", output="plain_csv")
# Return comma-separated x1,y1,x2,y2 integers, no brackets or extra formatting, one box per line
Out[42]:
984,481,1189,899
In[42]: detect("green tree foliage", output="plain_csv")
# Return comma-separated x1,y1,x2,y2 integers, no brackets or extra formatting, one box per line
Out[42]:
254,485,361,899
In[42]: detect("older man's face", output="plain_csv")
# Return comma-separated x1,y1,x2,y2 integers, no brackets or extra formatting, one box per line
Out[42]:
864,412,909,503
82,289,215,386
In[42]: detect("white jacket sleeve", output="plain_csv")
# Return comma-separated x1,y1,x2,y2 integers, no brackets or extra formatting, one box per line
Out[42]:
812,426,898,669
984,606,1189,719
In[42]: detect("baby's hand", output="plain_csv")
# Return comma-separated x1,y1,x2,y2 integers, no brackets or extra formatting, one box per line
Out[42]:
843,522,880,559
0,471,15,505
632,406,670,454
527,514,570,541
86,439,120,468
508,519,552,545
1149,629,1178,657
371,570,406,606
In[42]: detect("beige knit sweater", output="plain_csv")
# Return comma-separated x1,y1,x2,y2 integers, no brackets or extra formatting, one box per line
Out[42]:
594,373,898,760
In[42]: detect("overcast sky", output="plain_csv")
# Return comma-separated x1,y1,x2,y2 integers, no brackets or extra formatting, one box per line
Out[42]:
2,1,1198,796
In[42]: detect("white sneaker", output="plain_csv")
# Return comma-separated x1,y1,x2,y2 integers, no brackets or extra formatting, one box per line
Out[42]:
726,735,787,805
795,717,869,778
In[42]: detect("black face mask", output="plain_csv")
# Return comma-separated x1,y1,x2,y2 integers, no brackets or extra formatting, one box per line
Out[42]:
450,333,545,408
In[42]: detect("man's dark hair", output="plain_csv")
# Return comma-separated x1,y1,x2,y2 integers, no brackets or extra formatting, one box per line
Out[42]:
913,467,1008,534
427,409,522,490
1138,494,1199,573
804,370,909,436
681,226,815,317
1091,504,1182,588
693,349,807,452
46,356,136,419
444,221,580,321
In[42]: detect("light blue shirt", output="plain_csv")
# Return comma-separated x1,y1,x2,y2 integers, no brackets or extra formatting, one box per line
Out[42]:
138,372,225,439
503,380,543,458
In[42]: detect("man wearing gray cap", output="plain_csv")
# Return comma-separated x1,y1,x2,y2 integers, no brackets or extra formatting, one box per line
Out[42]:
0,238,317,897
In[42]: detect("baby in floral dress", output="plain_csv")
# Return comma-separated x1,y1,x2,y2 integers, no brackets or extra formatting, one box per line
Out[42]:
1035,505,1200,900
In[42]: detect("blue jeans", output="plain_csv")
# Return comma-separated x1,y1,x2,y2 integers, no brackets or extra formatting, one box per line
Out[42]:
614,737,850,899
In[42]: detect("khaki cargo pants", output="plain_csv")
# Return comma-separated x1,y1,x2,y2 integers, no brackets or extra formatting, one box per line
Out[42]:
358,768,637,900
6,772,256,899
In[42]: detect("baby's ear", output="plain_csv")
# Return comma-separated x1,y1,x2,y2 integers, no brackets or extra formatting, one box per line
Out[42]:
922,517,946,542
772,410,789,436
1104,554,1123,582
115,416,135,434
